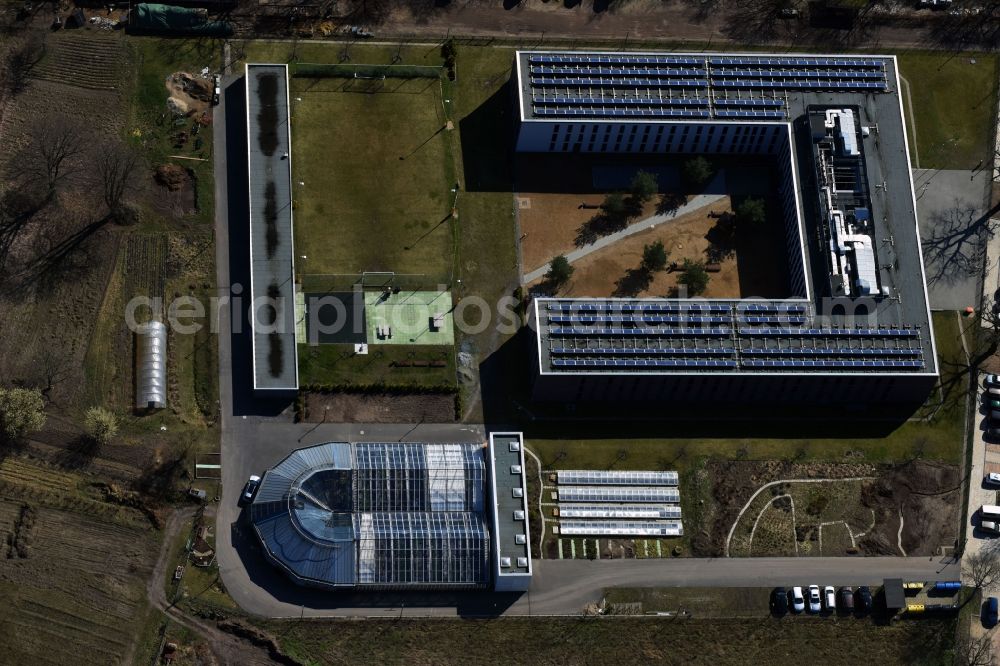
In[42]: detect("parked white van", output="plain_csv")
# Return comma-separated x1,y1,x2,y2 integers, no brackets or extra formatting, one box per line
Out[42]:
981,505,1000,519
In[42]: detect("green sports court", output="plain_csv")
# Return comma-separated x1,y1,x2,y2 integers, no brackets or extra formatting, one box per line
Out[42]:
364,290,454,345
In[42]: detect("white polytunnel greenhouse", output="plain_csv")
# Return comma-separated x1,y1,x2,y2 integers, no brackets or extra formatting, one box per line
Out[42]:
135,320,167,410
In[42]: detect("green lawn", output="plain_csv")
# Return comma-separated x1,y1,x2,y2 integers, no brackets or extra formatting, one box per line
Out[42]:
290,74,455,282
898,52,998,170
527,311,968,473
265,615,954,665
603,587,772,616
234,43,519,410
298,344,457,390
448,46,522,419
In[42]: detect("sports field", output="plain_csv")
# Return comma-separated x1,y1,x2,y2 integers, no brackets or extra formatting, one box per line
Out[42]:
365,290,454,345
290,74,457,282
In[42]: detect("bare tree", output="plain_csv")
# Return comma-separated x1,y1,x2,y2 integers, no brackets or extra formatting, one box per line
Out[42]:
964,549,1000,591
954,633,994,666
3,33,45,96
16,115,86,200
94,142,142,223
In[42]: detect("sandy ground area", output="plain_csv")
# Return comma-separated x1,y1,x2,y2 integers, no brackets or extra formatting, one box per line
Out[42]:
527,196,789,299
519,192,660,273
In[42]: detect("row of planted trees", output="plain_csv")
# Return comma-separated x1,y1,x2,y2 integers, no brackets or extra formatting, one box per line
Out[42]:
0,386,119,447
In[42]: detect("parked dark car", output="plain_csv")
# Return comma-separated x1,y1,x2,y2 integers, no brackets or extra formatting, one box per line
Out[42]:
984,597,999,628
771,587,789,615
855,586,873,615
838,587,855,613
238,475,261,506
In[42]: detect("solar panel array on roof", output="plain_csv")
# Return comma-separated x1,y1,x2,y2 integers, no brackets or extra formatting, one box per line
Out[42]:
553,358,738,368
537,299,928,375
557,486,680,503
549,302,733,313
557,470,679,486
533,96,710,107
743,359,924,369
551,326,732,336
708,56,883,67
529,53,704,66
551,347,736,356
559,520,684,536
534,107,711,119
521,52,889,120
557,504,682,520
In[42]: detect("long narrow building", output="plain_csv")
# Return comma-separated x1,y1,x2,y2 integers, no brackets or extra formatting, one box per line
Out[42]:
246,63,299,393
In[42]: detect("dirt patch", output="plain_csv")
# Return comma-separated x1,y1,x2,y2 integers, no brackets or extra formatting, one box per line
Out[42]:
153,164,198,217
165,72,212,117
304,391,456,423
533,198,790,299
517,152,790,298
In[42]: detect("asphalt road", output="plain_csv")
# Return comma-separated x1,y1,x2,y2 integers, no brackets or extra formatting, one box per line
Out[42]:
210,64,965,621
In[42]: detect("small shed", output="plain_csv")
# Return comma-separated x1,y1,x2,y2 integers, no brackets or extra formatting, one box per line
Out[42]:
136,320,167,410
884,578,906,613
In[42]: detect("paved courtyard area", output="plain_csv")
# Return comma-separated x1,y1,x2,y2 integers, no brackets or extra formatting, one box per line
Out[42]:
914,168,992,310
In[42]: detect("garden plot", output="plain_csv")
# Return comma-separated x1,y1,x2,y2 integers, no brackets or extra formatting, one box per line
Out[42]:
730,478,885,557
747,496,797,557
0,499,158,666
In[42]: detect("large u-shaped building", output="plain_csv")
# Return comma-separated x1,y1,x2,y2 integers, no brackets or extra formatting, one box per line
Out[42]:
513,51,937,406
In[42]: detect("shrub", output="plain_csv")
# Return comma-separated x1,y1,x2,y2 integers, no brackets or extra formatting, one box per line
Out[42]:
641,240,669,272
0,387,45,443
677,258,710,296
735,197,767,226
546,255,574,288
681,156,715,191
629,170,658,205
84,406,119,445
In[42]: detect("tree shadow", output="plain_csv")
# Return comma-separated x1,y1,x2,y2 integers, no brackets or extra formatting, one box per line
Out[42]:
52,434,100,470
134,452,189,503
612,266,652,297
721,0,783,44
656,191,689,217
921,200,999,287
529,275,568,297
574,211,628,247
927,9,1000,49
704,212,736,264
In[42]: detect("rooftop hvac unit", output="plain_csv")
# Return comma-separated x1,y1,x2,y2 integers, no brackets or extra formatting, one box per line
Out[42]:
135,321,167,410
517,557,529,567
500,557,511,567
512,488,524,498
510,465,522,474
515,534,527,545
514,510,525,520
